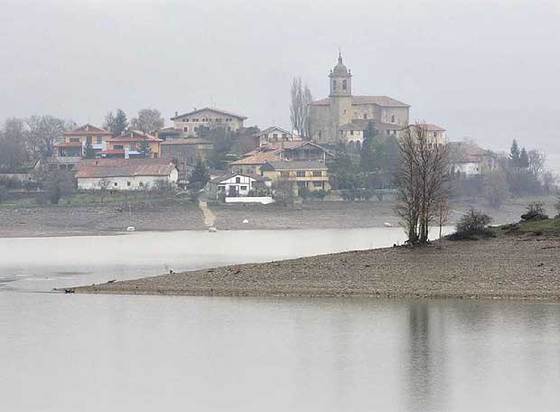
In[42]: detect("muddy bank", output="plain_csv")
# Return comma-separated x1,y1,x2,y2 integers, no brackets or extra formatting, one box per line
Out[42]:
73,236,560,300
0,196,556,237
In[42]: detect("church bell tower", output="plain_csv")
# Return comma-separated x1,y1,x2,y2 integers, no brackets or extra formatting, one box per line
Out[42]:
328,52,353,142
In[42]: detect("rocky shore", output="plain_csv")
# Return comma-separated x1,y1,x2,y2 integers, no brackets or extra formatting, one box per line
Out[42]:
73,235,560,301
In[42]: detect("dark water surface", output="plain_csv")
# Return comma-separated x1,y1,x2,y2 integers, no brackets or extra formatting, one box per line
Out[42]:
1,228,559,411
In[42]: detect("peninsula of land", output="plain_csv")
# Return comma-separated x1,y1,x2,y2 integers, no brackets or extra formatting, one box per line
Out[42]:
73,229,560,301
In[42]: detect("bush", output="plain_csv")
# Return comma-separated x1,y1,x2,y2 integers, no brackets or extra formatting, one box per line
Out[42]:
521,201,548,221
449,208,494,240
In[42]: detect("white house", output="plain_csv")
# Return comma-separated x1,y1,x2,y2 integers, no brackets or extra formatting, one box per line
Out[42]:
76,158,178,191
208,173,272,203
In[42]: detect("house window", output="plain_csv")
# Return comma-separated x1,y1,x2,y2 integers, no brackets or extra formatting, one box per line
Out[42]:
296,171,305,177
282,133,287,139
363,114,367,119
184,127,189,132
312,171,322,177
318,131,322,138
342,79,347,90
280,171,290,178
127,181,131,187
218,185,225,192
313,182,323,188
240,186,247,190
96,137,102,144
114,182,118,187
235,177,241,183
140,182,144,187
391,114,395,123
350,130,354,136
115,145,123,149
70,138,80,142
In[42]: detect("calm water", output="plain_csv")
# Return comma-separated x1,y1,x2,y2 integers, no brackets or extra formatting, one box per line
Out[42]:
1,228,560,412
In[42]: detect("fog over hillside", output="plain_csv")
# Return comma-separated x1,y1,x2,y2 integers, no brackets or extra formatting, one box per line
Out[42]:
1,0,559,169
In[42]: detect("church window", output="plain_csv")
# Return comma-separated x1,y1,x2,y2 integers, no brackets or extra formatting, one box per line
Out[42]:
342,79,347,90
391,114,395,123
350,130,354,136
332,80,336,90
363,114,367,119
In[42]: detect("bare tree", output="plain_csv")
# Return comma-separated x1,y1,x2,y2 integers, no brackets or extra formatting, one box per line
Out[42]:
290,77,312,138
527,149,545,177
0,118,28,172
131,109,164,134
98,178,111,203
25,115,70,158
395,123,449,244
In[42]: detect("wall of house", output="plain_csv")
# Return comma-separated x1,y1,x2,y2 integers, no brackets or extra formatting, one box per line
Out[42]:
78,170,178,191
173,110,244,137
230,164,262,175
263,169,330,191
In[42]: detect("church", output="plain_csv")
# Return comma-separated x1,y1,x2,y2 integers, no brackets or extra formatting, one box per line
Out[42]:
309,53,410,146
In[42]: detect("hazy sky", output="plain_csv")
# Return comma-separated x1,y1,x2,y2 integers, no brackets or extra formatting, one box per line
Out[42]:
1,0,559,159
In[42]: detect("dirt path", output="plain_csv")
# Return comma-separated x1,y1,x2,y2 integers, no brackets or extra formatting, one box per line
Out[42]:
198,200,216,228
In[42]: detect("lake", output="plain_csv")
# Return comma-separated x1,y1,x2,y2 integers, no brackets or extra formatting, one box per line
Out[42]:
1,228,559,411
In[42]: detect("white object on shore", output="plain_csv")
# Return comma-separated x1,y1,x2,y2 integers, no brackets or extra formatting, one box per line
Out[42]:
242,219,249,224
208,226,217,232
383,222,393,227
126,226,136,232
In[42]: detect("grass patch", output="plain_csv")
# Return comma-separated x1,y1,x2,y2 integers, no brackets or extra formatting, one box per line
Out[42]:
516,217,560,235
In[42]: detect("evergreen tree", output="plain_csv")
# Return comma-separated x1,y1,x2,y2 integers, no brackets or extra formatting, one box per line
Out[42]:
83,142,96,159
138,140,151,158
104,109,128,136
188,159,210,189
509,139,520,167
519,147,529,168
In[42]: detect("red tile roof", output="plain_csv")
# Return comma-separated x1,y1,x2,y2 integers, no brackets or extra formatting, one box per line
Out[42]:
311,96,409,108
107,130,162,143
76,159,176,179
64,124,111,136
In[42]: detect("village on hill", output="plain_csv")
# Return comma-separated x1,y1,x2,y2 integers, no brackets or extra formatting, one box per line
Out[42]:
0,54,554,212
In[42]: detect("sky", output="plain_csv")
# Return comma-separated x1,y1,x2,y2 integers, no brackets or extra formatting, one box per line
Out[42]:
1,0,559,166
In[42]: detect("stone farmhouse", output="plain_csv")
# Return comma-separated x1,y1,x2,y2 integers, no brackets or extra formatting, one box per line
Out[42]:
309,53,410,146
76,158,178,191
170,107,247,138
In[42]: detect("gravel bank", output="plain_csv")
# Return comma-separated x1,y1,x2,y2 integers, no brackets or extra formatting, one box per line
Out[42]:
73,235,560,301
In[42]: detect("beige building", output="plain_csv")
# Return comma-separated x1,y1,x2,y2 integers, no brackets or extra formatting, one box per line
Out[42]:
309,53,410,146
170,107,247,137
261,161,330,193
257,126,300,147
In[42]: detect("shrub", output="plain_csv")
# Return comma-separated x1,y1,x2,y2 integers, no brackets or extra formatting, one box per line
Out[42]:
449,208,493,240
521,201,548,221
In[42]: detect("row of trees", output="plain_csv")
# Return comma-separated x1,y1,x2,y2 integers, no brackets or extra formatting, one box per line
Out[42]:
103,108,164,136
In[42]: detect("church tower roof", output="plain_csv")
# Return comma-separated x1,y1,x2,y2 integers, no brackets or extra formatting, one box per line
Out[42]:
331,51,350,77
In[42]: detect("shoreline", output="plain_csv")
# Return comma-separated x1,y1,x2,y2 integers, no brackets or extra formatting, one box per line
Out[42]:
72,235,560,301
1,196,557,238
